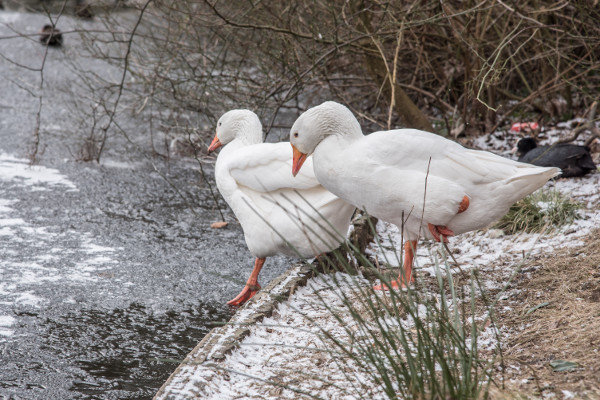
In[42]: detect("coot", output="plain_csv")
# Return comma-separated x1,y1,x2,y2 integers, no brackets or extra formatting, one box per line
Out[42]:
515,137,596,178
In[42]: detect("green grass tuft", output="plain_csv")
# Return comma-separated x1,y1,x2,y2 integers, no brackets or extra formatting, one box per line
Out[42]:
257,203,505,398
495,189,581,235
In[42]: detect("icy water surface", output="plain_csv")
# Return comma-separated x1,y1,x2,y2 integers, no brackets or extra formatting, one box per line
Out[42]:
0,8,291,400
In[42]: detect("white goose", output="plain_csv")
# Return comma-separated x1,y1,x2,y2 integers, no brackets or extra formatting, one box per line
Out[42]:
208,110,355,306
289,101,560,289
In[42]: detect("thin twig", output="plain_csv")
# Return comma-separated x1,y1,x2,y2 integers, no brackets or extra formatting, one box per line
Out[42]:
194,152,227,222
95,0,153,162
558,100,598,144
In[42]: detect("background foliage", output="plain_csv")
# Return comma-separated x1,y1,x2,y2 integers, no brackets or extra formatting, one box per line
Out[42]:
5,0,600,158
93,0,600,147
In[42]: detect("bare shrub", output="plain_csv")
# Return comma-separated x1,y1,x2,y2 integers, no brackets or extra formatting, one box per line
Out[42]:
8,0,600,159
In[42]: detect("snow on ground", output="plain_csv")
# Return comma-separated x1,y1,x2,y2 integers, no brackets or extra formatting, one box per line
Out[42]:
0,154,117,340
0,153,77,191
184,124,599,399
173,194,600,400
166,273,390,400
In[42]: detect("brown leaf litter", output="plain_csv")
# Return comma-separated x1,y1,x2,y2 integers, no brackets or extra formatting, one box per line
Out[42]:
494,230,600,398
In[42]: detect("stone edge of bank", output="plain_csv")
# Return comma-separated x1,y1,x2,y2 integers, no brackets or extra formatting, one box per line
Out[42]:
153,263,315,399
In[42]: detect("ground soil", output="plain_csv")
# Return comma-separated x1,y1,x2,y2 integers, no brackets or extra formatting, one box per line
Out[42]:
493,230,600,398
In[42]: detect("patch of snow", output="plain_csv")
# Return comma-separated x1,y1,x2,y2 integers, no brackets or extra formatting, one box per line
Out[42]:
0,315,15,326
0,198,17,212
471,131,514,155
0,217,27,226
0,314,15,337
169,272,390,400
100,158,143,169
536,201,550,213
0,226,15,236
556,118,586,129
0,153,77,190
35,254,58,262
561,390,576,399
84,256,116,265
0,12,22,24
0,315,15,337
14,292,44,307
82,242,115,254
0,153,118,342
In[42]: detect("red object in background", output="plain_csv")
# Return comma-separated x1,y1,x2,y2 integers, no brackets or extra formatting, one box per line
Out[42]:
510,122,539,132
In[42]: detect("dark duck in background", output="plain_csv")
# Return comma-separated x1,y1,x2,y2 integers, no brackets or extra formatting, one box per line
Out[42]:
515,137,597,178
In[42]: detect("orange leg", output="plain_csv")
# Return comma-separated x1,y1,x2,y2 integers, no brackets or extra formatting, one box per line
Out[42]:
374,240,417,291
227,257,266,307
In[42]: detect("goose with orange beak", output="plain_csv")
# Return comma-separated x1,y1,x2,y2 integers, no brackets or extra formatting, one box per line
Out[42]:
290,101,559,290
208,109,355,306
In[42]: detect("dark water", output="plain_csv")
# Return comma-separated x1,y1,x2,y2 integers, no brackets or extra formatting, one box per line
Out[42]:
0,7,291,400
3,303,228,400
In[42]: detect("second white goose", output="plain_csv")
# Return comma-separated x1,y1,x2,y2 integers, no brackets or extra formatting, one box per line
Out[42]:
208,109,355,306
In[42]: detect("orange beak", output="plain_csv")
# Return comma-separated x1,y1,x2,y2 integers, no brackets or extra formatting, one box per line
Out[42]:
207,134,222,153
291,144,307,177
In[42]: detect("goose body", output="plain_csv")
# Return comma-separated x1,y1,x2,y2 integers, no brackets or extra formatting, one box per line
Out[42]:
290,101,560,288
516,137,596,178
209,110,355,305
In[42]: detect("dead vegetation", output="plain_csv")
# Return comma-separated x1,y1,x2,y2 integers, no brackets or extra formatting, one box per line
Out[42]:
46,0,600,161
496,231,600,398
3,2,600,162
362,226,600,398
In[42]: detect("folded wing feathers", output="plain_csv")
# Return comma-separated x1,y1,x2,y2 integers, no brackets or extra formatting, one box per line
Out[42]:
368,130,559,187
228,144,320,192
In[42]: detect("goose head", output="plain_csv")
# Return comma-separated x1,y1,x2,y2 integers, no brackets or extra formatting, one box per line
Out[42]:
290,101,362,176
208,110,263,153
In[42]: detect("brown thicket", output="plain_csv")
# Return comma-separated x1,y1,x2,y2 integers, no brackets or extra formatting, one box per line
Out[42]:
76,0,600,154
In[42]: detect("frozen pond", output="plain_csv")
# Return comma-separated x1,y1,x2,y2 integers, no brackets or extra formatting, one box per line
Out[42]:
0,7,291,399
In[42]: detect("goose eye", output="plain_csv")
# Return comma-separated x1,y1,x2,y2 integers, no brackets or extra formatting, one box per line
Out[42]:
293,132,299,138
218,122,222,126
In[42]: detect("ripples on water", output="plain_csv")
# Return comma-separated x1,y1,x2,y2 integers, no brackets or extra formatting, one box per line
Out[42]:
2,303,232,399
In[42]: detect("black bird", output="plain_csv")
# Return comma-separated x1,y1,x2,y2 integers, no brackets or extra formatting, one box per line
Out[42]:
39,24,63,47
515,137,597,178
